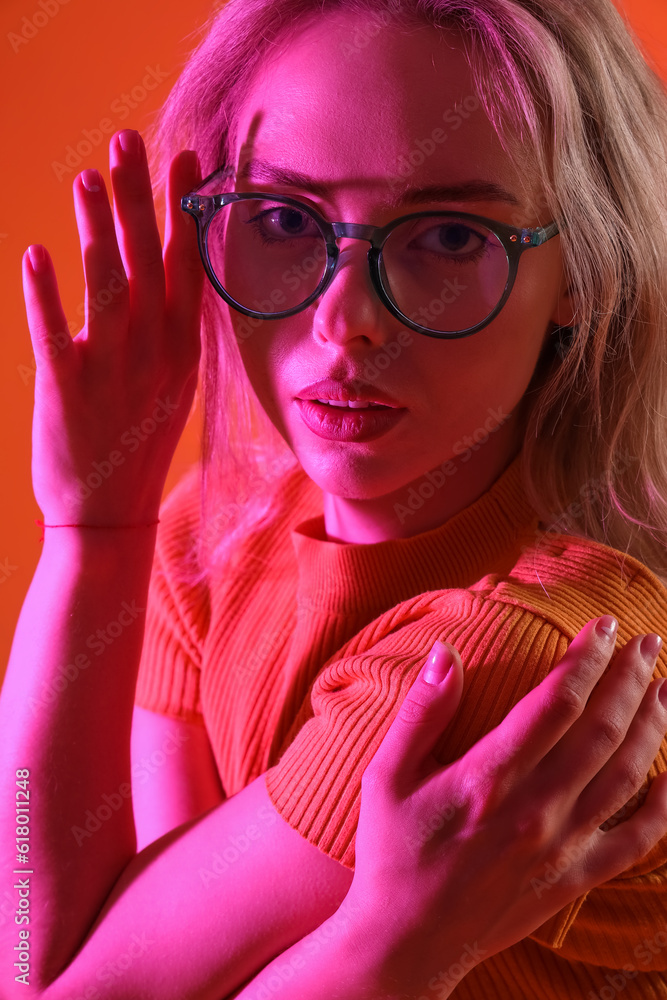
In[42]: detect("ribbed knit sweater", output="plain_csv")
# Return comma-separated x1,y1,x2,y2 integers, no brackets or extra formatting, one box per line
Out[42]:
135,453,667,999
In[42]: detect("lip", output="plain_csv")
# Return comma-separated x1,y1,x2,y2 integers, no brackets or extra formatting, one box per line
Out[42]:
295,397,407,442
296,378,402,408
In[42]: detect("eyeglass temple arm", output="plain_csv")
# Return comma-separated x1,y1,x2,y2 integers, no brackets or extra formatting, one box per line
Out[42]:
190,163,236,193
528,220,561,246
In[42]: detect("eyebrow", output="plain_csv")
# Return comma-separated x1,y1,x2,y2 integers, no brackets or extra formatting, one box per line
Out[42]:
236,159,521,207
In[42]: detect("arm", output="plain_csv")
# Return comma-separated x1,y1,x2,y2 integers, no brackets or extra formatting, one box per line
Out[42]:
0,127,356,998
230,626,667,1000
4,125,665,1000
0,525,353,998
2,525,665,1000
130,706,226,851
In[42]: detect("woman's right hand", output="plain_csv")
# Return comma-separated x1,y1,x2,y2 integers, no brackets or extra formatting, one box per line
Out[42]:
344,619,667,995
22,128,204,527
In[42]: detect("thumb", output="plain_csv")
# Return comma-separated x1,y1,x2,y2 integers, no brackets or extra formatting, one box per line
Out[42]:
371,641,465,786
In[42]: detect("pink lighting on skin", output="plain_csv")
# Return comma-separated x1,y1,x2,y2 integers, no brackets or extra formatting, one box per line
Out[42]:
230,16,577,545
2,7,664,1000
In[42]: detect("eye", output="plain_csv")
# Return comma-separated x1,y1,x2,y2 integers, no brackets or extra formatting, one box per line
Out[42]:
412,221,488,259
246,205,321,245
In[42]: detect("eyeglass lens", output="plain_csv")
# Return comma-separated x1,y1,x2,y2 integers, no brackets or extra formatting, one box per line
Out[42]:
205,197,510,333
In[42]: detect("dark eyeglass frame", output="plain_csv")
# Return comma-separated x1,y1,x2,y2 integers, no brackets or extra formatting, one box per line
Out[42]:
181,164,561,340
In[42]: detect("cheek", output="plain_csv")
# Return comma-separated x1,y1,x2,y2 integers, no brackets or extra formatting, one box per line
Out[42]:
415,288,555,440
235,321,292,427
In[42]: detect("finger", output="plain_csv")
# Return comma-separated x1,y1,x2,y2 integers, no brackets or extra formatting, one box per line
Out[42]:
109,129,166,331
72,169,129,342
366,641,464,794
163,150,205,365
538,633,662,802
21,245,73,373
586,770,667,885
460,617,617,782
574,676,667,828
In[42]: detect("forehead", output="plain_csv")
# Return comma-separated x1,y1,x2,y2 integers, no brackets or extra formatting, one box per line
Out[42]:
232,13,536,211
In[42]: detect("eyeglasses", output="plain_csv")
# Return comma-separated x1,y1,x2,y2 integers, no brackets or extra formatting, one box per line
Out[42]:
181,165,560,340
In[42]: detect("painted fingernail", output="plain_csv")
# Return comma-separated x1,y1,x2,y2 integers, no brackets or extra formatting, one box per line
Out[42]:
659,679,667,709
640,634,663,663
596,616,618,641
424,640,454,685
118,129,141,159
27,245,47,274
81,169,101,193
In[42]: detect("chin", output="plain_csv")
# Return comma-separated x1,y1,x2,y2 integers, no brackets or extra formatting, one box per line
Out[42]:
294,450,424,502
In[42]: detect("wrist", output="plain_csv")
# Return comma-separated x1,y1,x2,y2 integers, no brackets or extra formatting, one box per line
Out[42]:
337,892,426,998
37,519,159,541
341,889,483,999
39,519,159,575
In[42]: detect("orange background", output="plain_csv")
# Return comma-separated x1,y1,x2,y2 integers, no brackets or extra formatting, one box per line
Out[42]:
1,0,666,683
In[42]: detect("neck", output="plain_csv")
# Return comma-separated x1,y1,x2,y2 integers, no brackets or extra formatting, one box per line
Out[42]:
322,412,523,544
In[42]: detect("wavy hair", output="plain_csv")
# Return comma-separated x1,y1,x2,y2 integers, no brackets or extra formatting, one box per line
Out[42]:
143,0,667,588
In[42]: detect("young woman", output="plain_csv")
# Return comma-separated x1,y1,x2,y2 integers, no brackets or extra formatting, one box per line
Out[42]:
2,0,667,997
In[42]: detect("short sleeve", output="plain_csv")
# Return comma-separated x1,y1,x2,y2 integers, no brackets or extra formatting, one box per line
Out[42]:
264,584,667,957
265,588,565,865
134,466,210,724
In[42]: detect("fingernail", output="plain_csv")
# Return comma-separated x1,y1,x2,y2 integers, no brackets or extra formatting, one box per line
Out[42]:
27,244,47,274
640,634,663,663
81,169,101,193
596,616,618,641
118,129,141,159
659,679,667,709
424,640,453,686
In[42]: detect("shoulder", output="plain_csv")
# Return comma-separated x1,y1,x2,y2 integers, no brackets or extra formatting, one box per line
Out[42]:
304,533,667,752
473,530,667,643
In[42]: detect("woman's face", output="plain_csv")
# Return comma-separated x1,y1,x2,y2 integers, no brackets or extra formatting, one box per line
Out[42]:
229,14,574,512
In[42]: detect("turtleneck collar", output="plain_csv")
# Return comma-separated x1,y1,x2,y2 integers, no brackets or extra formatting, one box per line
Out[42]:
290,452,539,616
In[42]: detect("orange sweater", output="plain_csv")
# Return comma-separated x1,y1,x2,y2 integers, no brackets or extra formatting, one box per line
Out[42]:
135,453,667,999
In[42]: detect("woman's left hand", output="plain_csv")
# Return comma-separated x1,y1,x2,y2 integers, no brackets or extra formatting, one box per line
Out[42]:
343,618,667,994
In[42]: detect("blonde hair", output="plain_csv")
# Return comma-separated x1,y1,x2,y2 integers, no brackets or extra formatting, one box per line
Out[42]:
144,0,667,587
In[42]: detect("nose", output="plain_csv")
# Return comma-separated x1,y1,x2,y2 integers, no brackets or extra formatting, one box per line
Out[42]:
310,238,398,348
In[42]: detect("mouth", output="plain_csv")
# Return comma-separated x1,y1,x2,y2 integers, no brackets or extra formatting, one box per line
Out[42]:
303,398,392,410
296,378,402,410
295,397,407,442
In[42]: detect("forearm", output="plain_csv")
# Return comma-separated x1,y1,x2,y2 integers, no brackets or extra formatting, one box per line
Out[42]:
0,523,355,999
232,894,460,1000
0,525,157,993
